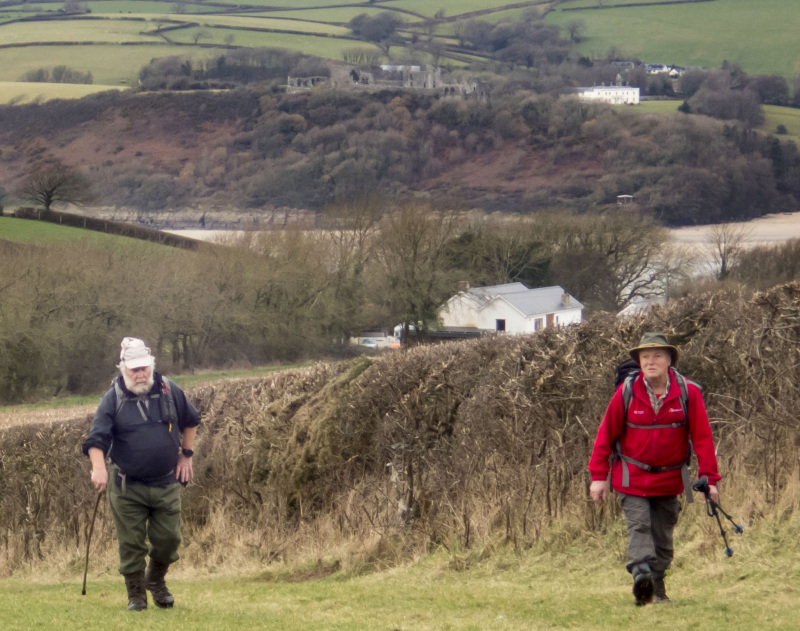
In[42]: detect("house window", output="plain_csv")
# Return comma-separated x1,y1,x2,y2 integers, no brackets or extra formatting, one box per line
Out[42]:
496,319,506,332
534,318,544,331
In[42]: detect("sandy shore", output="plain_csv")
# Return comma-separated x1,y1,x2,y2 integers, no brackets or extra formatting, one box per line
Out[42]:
670,212,800,246
168,212,800,247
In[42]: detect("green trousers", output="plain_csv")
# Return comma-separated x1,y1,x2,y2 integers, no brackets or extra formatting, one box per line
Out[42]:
107,465,182,575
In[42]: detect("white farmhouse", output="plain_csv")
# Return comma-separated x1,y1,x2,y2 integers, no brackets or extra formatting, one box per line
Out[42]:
576,85,640,105
439,283,583,334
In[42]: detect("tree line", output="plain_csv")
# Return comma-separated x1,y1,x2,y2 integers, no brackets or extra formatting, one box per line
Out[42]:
5,200,798,404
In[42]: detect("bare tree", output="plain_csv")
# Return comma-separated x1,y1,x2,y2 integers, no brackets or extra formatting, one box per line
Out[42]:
542,211,672,312
703,222,752,280
564,19,585,44
372,202,461,335
193,29,211,45
19,164,93,211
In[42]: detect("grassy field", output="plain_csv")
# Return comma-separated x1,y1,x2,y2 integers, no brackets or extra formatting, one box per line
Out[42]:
265,7,393,23
635,101,800,145
141,14,351,35
1,18,162,44
0,215,182,248
1,537,797,631
762,104,800,144
0,81,125,104
0,43,211,84
546,0,800,78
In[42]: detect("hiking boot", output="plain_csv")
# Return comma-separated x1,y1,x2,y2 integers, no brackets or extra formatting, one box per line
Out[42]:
653,577,670,603
632,571,654,607
145,559,175,608
123,570,147,611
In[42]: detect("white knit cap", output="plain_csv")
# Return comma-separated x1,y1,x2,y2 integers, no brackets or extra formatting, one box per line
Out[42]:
119,337,153,369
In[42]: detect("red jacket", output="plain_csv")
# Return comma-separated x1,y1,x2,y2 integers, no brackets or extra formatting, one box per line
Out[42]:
589,370,721,497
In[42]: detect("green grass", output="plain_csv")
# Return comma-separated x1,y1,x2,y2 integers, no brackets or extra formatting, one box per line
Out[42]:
90,1,220,13
388,0,528,18
2,541,798,631
762,104,800,145
635,100,683,114
0,81,126,104
263,7,391,23
158,14,350,35
634,101,800,145
0,43,216,84
0,216,167,248
546,0,800,78
0,18,162,44
168,29,373,59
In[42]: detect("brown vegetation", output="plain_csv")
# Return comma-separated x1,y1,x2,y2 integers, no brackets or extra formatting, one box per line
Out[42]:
3,283,800,575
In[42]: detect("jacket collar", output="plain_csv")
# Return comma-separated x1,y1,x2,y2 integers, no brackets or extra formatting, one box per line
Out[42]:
633,369,680,403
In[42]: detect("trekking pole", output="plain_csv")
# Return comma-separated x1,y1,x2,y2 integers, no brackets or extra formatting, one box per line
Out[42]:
82,490,104,596
692,476,744,557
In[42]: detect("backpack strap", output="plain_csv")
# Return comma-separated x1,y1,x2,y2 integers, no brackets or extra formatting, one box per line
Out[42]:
113,377,181,449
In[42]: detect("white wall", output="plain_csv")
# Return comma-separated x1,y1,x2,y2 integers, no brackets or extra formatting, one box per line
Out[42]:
440,295,482,327
479,300,529,333
554,308,582,326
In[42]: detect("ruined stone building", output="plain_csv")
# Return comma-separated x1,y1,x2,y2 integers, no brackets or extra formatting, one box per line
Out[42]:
287,63,488,101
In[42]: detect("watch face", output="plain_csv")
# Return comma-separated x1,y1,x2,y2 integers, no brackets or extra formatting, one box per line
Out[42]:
182,449,194,457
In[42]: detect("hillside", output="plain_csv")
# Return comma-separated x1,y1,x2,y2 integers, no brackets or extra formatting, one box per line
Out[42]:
2,84,798,226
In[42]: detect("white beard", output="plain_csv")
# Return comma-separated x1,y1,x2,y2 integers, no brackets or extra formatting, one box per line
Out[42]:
122,373,154,395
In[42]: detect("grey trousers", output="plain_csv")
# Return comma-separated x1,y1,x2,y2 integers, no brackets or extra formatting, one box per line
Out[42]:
619,493,681,579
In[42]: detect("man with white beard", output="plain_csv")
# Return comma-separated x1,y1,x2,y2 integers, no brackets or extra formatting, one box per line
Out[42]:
82,337,201,611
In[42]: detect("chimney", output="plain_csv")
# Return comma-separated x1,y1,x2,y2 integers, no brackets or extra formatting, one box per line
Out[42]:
458,281,470,293
561,292,570,306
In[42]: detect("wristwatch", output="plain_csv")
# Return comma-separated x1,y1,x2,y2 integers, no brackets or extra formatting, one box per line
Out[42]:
181,448,194,458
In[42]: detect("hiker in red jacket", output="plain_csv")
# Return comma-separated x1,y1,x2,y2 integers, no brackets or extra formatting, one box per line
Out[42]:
588,332,720,606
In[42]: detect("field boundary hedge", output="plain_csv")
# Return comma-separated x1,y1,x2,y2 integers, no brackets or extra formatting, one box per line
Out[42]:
11,207,201,249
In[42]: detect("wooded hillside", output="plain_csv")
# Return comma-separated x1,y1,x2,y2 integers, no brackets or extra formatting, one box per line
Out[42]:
1,84,798,225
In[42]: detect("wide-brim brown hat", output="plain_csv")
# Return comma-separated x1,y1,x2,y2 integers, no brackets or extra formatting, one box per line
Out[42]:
629,332,679,365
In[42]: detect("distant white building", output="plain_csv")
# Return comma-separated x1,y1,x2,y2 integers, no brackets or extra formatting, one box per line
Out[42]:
576,85,640,105
439,283,583,334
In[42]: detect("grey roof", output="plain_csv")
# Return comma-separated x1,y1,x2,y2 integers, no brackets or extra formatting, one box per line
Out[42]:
464,283,583,317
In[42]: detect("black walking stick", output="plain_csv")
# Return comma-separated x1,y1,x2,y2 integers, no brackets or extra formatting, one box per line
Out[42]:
692,476,744,557
82,490,104,595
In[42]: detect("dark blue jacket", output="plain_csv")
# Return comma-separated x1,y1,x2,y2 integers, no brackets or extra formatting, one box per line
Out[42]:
82,373,201,486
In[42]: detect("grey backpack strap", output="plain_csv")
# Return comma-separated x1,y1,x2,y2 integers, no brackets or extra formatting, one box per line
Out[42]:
615,374,637,487
114,379,125,418
670,368,695,503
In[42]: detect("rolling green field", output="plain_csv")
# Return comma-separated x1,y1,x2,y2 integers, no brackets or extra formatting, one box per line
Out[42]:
0,43,214,84
546,0,800,78
1,18,161,44
0,216,175,249
0,80,125,104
